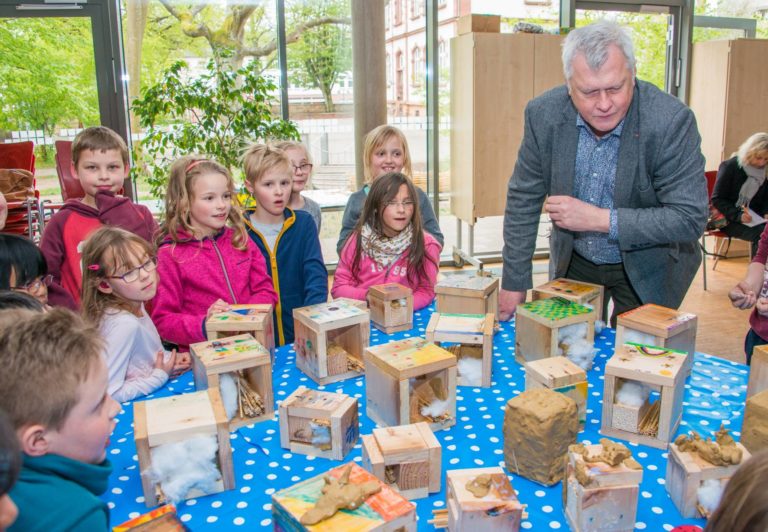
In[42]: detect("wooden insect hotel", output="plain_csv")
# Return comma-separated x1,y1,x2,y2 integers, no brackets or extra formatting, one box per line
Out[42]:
514,297,595,365
747,345,768,398
293,300,370,385
425,312,495,387
435,274,499,319
532,278,604,322
601,343,687,449
564,439,644,532
205,303,275,359
741,389,768,453
525,356,587,429
271,463,417,531
278,386,359,461
615,304,697,376
430,467,526,531
331,297,369,310
364,338,457,431
666,426,750,518
190,334,274,430
133,389,235,508
367,283,414,334
503,388,579,486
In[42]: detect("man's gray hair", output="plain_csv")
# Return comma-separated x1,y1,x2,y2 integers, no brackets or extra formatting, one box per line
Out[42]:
561,20,636,80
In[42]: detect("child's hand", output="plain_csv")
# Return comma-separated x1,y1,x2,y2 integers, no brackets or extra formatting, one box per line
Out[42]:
742,208,753,223
207,299,230,319
757,298,768,317
154,349,176,376
729,282,757,309
170,350,192,378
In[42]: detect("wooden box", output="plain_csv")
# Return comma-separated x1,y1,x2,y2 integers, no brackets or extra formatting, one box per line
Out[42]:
133,389,235,508
361,422,441,500
364,338,457,431
514,298,596,365
457,14,500,35
278,386,358,461
666,439,751,518
293,300,370,385
434,467,525,531
435,274,499,319
503,388,579,486
368,283,413,334
532,278,605,323
425,312,494,387
601,343,687,449
332,297,369,310
615,304,697,376
525,356,587,429
564,442,644,532
742,389,768,453
190,334,273,430
271,463,416,531
205,304,274,359
747,345,768,398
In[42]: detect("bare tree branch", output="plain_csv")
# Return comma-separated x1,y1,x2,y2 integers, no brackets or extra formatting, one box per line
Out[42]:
241,16,350,57
157,0,212,40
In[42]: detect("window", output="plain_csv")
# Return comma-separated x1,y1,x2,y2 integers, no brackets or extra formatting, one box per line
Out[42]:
411,46,423,86
394,0,403,25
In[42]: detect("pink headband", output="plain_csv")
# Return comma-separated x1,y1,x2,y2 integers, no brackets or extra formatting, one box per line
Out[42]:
185,159,208,173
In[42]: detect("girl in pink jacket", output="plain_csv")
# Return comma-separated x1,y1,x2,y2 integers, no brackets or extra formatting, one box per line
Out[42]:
151,156,277,350
332,172,441,309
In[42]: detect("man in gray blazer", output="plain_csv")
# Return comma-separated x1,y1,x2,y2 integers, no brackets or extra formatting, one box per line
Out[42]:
499,20,707,325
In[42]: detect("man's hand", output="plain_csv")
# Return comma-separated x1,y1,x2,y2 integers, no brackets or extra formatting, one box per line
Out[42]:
545,195,610,233
499,289,527,321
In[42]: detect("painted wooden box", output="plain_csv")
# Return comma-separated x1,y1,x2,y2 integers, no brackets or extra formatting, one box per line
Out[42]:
425,312,494,387
525,356,587,429
205,303,275,359
532,278,605,322
435,274,499,319
514,298,595,365
368,283,413,334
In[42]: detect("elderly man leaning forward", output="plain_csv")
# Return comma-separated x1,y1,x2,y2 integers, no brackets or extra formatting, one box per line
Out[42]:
499,20,707,326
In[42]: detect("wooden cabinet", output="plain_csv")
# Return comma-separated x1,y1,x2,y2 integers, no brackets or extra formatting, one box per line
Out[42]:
689,39,768,171
450,32,564,223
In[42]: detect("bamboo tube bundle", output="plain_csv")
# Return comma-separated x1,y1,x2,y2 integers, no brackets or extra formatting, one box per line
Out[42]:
346,355,365,373
638,400,661,436
429,508,449,528
236,370,264,419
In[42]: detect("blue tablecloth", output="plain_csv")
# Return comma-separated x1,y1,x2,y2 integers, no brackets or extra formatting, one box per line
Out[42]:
103,304,749,530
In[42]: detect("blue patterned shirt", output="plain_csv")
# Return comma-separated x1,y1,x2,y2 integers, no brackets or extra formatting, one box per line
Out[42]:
572,114,623,264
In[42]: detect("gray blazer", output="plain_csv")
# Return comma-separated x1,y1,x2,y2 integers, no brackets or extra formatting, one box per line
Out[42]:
501,80,707,309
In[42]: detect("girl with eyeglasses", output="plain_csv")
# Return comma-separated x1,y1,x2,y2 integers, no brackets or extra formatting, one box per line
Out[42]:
0,234,51,308
332,172,441,310
80,226,191,402
274,140,322,232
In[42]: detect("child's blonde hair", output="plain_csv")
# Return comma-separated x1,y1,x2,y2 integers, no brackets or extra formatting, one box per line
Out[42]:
273,140,312,165
242,143,291,186
72,126,130,167
362,125,412,184
161,155,248,250
705,449,768,531
0,308,103,431
81,226,155,325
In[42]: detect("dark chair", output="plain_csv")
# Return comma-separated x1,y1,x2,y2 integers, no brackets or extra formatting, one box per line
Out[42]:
0,142,43,240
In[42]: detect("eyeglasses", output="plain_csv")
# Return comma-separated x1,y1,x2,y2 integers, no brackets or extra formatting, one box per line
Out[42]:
13,274,53,292
107,257,158,283
292,163,313,174
384,200,415,209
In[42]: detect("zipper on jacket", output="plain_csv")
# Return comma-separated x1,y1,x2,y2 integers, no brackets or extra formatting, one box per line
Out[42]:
211,238,237,304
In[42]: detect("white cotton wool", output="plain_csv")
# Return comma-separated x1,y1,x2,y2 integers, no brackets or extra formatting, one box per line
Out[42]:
219,372,238,420
564,338,597,371
421,398,450,419
623,329,658,347
310,422,331,446
697,478,725,516
558,322,588,344
615,380,650,407
594,320,606,335
457,357,483,386
146,434,221,504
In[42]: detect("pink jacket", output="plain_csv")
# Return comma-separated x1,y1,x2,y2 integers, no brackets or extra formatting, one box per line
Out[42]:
151,227,277,349
331,232,441,310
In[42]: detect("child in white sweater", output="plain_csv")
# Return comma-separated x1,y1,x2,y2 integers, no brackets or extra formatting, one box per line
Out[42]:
81,226,190,402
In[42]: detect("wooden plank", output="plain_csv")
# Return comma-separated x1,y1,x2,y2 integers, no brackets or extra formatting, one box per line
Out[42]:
415,422,442,493
689,39,729,169
525,356,586,389
365,338,456,380
144,391,218,447
605,343,686,387
748,345,768,398
616,304,698,338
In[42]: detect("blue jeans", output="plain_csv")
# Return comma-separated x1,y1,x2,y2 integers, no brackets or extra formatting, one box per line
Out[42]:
744,328,768,366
